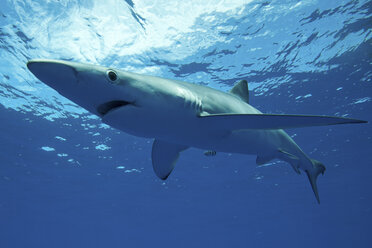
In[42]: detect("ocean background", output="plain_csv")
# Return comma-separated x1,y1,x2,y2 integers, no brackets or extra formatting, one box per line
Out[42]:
1,0,371,247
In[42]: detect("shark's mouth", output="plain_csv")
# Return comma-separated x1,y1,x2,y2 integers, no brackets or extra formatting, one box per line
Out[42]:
97,100,131,116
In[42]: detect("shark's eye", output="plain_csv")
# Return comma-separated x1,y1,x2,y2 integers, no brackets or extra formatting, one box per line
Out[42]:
107,70,117,82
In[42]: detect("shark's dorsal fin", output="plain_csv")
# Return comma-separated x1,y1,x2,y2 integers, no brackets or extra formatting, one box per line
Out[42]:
151,139,188,180
230,80,249,104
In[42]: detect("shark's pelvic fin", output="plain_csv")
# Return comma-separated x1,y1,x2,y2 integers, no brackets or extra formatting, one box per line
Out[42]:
229,80,249,104
151,140,188,180
256,155,274,165
306,159,326,204
198,113,367,130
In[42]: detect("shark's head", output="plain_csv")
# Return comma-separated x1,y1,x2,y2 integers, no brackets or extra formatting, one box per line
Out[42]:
27,59,143,117
27,59,199,137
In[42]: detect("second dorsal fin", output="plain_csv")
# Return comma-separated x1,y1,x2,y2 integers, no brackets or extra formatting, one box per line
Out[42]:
229,80,249,103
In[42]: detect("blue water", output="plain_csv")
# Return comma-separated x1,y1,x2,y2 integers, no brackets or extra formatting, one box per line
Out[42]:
1,1,371,247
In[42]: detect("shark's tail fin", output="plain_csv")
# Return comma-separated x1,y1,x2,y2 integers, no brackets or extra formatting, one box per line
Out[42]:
305,159,326,204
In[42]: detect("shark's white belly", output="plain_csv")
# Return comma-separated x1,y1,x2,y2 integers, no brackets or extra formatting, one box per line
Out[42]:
102,104,289,157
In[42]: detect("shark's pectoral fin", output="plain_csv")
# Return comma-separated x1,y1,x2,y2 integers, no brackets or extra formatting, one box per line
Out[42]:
198,114,367,130
151,140,188,180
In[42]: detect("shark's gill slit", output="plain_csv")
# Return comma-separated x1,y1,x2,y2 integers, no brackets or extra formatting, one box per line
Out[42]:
97,100,130,116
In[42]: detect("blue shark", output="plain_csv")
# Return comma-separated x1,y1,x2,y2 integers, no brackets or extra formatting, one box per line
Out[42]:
27,59,367,203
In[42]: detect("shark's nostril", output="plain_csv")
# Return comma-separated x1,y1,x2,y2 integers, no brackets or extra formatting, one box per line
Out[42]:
97,100,130,116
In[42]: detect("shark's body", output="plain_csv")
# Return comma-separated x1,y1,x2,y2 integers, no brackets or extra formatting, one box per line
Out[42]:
27,59,366,203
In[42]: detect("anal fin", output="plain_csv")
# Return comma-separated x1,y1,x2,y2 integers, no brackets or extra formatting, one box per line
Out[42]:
151,139,188,180
278,148,301,174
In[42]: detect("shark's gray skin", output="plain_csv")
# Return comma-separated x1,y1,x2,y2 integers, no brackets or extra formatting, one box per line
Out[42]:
27,59,367,203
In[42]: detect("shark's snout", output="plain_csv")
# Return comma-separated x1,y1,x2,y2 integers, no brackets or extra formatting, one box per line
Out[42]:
27,59,78,91
27,59,135,117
